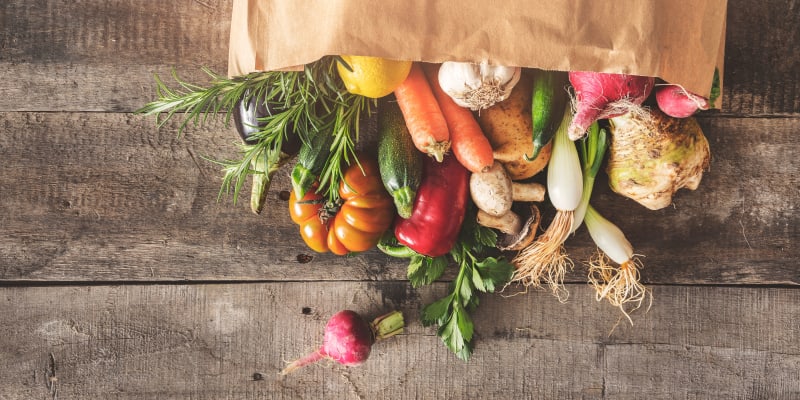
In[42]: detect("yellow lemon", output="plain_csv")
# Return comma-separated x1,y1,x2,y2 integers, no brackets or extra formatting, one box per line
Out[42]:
337,55,412,99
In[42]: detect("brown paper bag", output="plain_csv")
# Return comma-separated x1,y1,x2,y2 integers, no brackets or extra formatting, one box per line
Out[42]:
228,0,727,101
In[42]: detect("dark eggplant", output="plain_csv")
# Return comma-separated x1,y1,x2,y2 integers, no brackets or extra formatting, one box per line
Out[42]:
233,92,271,144
232,91,302,214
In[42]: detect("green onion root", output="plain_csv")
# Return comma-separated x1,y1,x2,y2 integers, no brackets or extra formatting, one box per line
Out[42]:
511,210,575,302
587,251,652,324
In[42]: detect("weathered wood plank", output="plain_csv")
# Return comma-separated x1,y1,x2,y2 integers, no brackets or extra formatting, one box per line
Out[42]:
0,283,798,399
1,112,797,284
0,0,231,112
0,0,798,115
723,0,800,115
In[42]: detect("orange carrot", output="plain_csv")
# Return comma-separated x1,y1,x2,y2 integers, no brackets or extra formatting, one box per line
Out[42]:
394,63,451,162
423,63,494,173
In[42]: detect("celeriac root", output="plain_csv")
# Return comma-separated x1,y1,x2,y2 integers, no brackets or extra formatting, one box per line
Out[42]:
587,251,652,324
511,210,575,301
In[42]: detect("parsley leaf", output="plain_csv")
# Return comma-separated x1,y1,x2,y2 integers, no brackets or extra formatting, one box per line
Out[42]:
473,256,514,293
407,254,447,288
426,225,512,360
421,294,453,326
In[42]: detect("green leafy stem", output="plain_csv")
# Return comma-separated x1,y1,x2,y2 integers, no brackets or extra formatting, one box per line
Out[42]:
380,208,514,361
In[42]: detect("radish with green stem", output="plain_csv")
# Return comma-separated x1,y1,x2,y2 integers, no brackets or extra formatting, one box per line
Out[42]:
280,310,404,375
655,69,720,118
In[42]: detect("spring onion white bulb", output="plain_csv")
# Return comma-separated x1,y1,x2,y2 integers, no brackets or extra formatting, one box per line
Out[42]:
583,204,651,322
583,205,633,264
547,108,583,211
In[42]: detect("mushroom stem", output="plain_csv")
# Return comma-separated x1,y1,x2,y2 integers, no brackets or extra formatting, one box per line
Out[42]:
477,210,522,235
512,182,546,202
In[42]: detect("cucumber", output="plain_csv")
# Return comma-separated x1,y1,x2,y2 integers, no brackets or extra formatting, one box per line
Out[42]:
527,69,570,161
291,127,335,199
378,97,423,219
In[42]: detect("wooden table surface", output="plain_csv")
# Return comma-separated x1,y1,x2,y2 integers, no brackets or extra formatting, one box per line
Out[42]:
1,1,798,399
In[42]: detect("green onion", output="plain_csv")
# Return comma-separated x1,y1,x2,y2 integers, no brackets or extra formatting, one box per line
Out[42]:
512,107,583,300
584,205,634,264
546,107,584,211
584,205,651,323
571,123,608,233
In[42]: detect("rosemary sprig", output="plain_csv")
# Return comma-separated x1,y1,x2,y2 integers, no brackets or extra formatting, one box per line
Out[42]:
137,68,274,133
318,94,374,200
136,57,374,205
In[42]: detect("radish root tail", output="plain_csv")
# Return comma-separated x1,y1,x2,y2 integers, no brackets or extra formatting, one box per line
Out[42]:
587,252,652,324
512,210,575,302
279,349,326,376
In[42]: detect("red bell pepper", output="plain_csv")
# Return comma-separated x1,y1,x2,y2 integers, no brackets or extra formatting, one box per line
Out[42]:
395,154,469,257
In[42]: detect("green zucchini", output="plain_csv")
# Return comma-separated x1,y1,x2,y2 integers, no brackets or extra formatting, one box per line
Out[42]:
290,127,335,199
526,69,569,161
250,147,294,214
378,97,423,219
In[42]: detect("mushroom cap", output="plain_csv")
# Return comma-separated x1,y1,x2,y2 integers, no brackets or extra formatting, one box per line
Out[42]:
497,203,541,251
470,161,514,216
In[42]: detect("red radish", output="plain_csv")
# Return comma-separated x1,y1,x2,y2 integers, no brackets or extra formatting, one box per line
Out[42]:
567,71,655,140
280,310,404,375
655,84,709,118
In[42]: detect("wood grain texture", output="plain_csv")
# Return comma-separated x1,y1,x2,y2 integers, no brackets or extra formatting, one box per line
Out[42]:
0,0,231,112
0,112,797,284
0,282,798,400
0,0,797,115
723,0,800,115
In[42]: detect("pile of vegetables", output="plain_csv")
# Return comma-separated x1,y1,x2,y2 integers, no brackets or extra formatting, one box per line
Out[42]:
138,55,717,363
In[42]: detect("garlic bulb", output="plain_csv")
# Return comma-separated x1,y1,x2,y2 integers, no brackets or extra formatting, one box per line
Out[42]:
437,61,521,111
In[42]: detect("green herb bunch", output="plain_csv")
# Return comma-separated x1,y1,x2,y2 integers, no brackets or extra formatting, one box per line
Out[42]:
379,205,515,361
136,56,374,204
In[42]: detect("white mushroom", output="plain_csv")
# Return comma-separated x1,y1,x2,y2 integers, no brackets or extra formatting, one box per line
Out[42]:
470,162,545,251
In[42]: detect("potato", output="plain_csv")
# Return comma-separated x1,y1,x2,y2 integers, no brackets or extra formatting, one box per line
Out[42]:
475,70,551,180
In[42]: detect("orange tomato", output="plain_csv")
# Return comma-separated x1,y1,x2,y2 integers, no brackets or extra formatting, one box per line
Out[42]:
288,156,395,255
